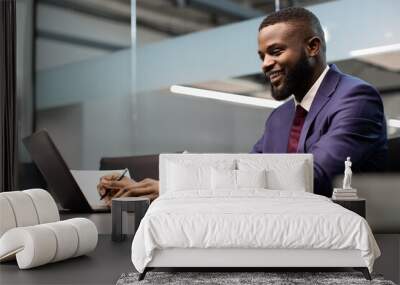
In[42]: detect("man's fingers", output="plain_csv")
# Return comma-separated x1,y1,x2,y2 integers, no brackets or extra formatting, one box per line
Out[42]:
101,177,135,189
113,188,128,198
97,184,108,196
99,173,122,189
105,199,112,207
114,186,154,198
108,188,119,196
102,194,111,206
97,183,114,197
101,180,127,189
99,188,118,201
98,183,113,194
100,173,120,182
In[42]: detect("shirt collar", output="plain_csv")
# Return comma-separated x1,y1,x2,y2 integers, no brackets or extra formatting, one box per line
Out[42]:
294,65,329,111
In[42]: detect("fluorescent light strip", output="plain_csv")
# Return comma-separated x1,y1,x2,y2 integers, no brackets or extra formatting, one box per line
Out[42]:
350,43,400,57
171,85,400,129
388,119,400,129
170,85,282,109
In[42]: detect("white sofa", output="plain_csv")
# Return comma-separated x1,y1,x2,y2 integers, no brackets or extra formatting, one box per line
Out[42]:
0,189,98,269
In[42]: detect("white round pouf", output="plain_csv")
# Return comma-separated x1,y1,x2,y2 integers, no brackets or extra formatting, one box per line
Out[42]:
0,226,57,269
1,192,39,227
0,196,17,237
42,221,79,262
0,189,98,269
23,189,60,224
66,218,98,257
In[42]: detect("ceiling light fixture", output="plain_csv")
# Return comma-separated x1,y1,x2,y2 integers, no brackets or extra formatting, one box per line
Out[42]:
388,119,400,129
170,85,283,109
349,43,400,57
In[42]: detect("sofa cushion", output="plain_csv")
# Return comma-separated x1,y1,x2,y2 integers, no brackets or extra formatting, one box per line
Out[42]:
100,154,159,181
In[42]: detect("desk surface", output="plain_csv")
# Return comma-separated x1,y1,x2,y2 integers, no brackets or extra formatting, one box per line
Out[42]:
0,235,133,285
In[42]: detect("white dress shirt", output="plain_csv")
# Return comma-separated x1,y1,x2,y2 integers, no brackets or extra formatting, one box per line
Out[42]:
295,65,330,111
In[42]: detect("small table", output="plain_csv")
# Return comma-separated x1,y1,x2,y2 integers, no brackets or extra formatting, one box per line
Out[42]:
331,198,366,218
112,197,150,242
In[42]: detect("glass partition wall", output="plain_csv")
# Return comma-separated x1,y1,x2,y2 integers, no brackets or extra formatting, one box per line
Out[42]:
34,0,132,170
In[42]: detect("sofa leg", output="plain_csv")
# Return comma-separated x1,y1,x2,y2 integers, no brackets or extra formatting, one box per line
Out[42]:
138,268,147,281
354,267,371,280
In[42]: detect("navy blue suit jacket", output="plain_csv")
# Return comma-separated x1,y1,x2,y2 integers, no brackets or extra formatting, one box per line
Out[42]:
252,64,387,197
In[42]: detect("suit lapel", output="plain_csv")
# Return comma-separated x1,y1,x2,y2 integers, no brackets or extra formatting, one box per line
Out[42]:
297,64,341,152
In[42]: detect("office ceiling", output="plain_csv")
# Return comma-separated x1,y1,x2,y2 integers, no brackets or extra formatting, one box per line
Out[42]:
38,0,334,35
136,0,335,35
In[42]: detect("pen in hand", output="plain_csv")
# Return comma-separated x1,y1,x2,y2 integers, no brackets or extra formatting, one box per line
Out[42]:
100,168,128,200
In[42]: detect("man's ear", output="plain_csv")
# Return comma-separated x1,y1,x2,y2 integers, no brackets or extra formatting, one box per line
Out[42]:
306,36,322,57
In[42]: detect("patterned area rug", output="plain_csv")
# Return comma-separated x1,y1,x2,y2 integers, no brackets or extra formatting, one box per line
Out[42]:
116,272,396,285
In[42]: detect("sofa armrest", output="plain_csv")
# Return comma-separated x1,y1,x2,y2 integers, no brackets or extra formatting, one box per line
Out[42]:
99,154,159,181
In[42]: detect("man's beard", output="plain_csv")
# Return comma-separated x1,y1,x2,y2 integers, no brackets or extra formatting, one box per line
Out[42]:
270,51,313,101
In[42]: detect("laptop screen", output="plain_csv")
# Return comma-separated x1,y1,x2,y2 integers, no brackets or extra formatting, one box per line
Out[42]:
23,129,92,212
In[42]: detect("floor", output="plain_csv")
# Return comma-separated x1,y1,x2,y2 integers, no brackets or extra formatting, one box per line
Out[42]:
0,235,133,285
1,235,398,285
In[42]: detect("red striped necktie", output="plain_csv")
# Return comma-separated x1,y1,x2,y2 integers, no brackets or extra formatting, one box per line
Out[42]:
287,105,308,153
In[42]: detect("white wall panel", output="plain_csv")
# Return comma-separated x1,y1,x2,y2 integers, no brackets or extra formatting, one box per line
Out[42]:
36,39,108,71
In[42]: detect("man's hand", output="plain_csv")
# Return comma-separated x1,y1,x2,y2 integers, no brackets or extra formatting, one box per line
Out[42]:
97,175,159,207
97,173,122,206
97,173,132,205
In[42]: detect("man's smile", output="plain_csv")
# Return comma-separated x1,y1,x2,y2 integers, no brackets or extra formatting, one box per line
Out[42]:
268,70,285,84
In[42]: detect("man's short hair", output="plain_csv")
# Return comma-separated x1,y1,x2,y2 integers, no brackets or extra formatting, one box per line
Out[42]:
259,7,326,53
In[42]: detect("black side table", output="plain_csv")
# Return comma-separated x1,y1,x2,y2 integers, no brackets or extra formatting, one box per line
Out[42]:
332,198,366,218
112,197,150,242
